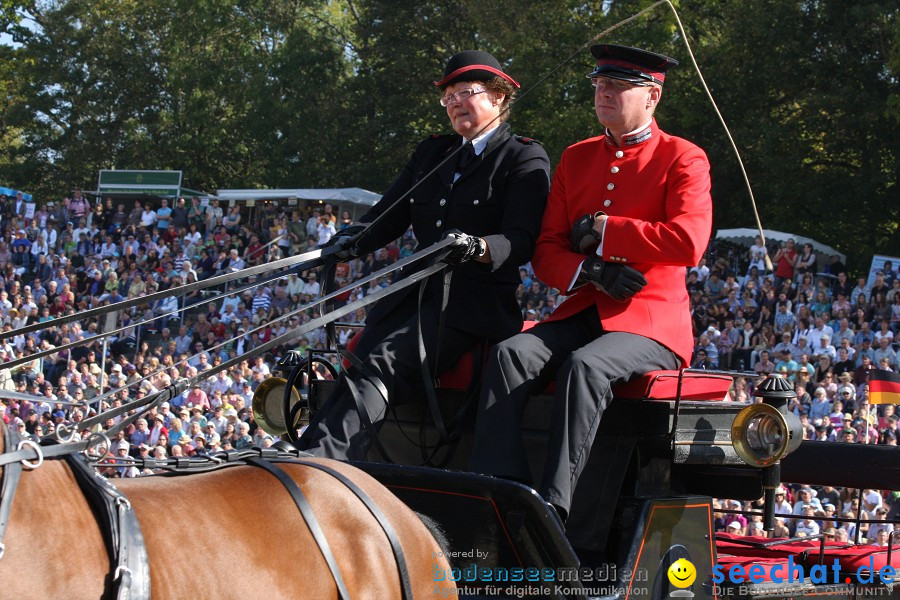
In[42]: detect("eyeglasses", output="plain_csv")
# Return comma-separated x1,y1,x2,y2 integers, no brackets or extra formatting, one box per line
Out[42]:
591,77,651,92
439,87,487,107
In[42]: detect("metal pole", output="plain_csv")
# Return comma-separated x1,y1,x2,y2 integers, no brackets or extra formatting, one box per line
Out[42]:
98,335,108,417
134,315,141,365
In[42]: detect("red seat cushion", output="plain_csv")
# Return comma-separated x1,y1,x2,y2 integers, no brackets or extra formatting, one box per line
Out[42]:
613,370,732,400
716,532,820,560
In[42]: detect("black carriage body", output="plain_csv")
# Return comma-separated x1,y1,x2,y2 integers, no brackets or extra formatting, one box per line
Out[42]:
298,366,900,600
317,369,759,600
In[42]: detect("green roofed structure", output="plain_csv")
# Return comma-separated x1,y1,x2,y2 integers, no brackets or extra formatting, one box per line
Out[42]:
95,170,205,199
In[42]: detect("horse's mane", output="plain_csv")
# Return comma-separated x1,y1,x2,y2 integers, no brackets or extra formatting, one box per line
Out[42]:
416,511,451,559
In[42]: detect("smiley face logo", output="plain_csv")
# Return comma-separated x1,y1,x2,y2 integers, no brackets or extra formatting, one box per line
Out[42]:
667,558,696,589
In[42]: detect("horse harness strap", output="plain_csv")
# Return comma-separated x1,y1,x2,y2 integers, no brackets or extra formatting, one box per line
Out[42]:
0,432,150,599
282,458,414,600
244,457,353,600
64,452,151,600
154,448,414,599
0,425,24,560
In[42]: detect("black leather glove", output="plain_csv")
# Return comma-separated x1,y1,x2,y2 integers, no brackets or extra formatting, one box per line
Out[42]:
570,212,605,253
321,224,366,259
581,255,647,301
441,229,483,265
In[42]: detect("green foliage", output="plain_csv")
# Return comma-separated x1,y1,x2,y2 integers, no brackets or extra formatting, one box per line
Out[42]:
0,0,32,33
662,0,898,270
0,0,896,271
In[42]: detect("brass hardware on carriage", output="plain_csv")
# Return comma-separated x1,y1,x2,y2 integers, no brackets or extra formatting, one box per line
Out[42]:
730,373,802,532
251,349,340,440
731,374,802,468
731,402,792,468
251,377,306,436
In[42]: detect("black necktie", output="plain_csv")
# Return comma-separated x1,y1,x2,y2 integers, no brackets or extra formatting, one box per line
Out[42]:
456,143,475,173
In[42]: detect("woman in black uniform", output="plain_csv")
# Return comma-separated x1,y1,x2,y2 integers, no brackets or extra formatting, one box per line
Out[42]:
299,50,550,460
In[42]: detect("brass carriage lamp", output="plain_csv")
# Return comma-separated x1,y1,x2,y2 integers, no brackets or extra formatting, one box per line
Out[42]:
731,374,802,531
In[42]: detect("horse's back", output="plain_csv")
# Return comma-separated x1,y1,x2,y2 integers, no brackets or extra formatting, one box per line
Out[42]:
116,457,451,599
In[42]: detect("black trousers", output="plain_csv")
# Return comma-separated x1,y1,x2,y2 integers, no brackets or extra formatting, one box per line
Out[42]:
298,292,478,460
469,308,679,515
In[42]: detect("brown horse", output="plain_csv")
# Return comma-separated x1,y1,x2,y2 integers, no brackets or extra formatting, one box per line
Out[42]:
0,421,456,599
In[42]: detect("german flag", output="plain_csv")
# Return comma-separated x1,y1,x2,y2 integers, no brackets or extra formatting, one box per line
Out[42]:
869,370,900,405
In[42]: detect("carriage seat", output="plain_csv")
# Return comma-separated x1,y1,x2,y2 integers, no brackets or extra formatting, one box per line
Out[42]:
342,324,733,400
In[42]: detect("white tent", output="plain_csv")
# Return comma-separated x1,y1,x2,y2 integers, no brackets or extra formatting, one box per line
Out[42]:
716,228,846,262
215,188,381,206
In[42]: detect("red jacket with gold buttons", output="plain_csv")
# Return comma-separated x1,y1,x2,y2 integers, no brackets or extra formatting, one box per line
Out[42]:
532,119,712,366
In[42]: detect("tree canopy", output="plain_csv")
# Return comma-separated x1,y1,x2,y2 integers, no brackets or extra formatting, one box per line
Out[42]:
1,0,897,270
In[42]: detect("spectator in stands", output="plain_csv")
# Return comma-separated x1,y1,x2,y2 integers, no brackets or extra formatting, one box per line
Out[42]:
866,507,894,543
690,257,710,282
773,331,796,358
704,271,725,302
851,276,870,306
717,319,739,369
794,506,820,537
792,486,824,515
772,487,792,516
696,334,719,368
809,387,831,421
874,337,897,370
775,349,799,381
795,243,817,282
772,240,797,288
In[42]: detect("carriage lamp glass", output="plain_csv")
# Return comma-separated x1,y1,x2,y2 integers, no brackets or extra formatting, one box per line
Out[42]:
252,377,304,436
731,403,791,467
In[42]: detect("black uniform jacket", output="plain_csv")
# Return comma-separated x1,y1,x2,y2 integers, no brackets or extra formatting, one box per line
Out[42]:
357,122,550,342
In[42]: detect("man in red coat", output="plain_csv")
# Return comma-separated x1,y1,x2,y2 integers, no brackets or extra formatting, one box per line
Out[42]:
469,45,712,522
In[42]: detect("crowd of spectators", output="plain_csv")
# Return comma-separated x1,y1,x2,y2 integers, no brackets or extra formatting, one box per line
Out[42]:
0,188,896,541
678,236,899,448
714,485,898,544
0,189,368,465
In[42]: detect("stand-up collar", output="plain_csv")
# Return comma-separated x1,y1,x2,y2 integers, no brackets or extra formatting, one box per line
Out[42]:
605,119,655,148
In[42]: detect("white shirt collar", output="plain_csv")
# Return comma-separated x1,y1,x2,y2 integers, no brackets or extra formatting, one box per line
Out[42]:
466,123,501,155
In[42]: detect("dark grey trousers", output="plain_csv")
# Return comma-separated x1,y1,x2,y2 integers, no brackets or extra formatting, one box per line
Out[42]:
298,293,478,460
469,307,679,515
